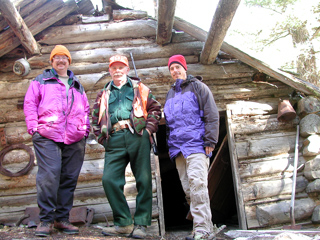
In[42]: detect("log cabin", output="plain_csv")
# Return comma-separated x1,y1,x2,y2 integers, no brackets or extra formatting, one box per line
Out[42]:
0,0,320,237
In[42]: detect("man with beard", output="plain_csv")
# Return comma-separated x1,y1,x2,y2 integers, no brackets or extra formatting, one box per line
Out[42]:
24,45,90,237
164,55,219,240
92,55,161,239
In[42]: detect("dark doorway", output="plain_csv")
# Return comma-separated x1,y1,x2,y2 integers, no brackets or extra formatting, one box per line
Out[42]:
156,114,238,230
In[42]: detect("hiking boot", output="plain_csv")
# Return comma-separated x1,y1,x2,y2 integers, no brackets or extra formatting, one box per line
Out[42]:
54,220,79,234
35,221,53,237
101,224,133,237
131,225,147,239
186,230,216,240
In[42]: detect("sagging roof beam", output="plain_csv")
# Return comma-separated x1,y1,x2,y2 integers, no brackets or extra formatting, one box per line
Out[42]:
156,0,177,45
0,0,40,55
200,0,240,65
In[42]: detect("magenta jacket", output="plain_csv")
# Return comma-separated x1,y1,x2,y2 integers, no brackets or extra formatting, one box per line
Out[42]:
24,69,90,145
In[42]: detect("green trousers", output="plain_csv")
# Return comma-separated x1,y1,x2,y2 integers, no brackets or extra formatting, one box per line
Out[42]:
102,129,152,226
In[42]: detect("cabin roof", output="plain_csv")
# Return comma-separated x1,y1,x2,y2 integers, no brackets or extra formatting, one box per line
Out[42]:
0,0,319,97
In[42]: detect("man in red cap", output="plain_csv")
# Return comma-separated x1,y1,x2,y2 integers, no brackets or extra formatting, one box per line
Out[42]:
92,54,161,239
24,45,90,237
164,55,219,240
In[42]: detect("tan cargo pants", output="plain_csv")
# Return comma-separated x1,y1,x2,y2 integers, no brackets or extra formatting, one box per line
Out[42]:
176,153,213,233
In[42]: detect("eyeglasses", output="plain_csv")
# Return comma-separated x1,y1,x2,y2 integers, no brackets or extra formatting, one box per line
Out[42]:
53,56,69,61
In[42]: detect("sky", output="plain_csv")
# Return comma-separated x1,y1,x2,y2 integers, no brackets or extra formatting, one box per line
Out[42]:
90,0,320,72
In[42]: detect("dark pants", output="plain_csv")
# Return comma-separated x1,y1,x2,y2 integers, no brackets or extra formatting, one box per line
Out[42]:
32,133,86,222
102,129,152,226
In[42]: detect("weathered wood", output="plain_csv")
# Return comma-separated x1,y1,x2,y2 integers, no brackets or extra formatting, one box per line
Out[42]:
0,180,156,208
151,143,165,236
0,0,40,55
239,153,306,179
241,176,309,201
0,158,158,189
235,132,299,160
82,15,110,23
173,16,320,98
225,229,320,239
226,107,247,229
200,0,240,64
0,0,35,32
113,9,148,21
0,0,78,58
0,197,160,226
37,19,157,45
231,114,297,135
24,41,202,69
156,0,176,45
255,198,315,227
0,63,257,100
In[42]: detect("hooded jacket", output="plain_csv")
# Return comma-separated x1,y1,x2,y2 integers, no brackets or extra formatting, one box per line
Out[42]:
92,77,161,145
164,75,219,160
24,69,90,144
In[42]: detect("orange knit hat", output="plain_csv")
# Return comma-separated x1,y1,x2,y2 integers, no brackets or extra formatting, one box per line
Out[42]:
50,45,72,64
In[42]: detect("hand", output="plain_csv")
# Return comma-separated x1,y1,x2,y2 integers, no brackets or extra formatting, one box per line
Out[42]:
205,146,214,155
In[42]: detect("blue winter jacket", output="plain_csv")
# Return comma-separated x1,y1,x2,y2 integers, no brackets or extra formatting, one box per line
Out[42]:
164,75,219,160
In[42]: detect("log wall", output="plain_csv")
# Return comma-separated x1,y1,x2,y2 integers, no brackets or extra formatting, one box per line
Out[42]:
0,7,317,232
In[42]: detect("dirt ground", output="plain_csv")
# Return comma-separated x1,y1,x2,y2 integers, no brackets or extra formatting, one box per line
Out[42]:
0,224,233,240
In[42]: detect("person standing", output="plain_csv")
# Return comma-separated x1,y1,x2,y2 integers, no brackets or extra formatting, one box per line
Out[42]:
24,45,90,237
164,55,219,240
92,55,161,239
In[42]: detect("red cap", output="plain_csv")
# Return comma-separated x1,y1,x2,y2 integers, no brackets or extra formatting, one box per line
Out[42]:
168,54,187,71
109,55,129,67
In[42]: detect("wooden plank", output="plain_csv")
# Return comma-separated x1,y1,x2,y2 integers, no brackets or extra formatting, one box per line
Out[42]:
173,16,320,97
37,19,157,45
241,176,308,202
151,141,165,236
235,132,299,160
0,0,78,58
200,0,240,64
156,0,176,45
231,114,297,135
113,9,148,21
226,107,247,229
0,0,39,55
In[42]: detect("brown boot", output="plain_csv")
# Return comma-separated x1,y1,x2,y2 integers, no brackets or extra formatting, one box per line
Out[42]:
35,221,53,237
101,224,134,237
54,220,79,234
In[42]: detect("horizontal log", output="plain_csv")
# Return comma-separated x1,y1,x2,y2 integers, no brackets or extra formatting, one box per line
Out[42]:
0,156,157,190
241,176,309,201
0,198,160,227
37,19,157,45
255,198,315,227
0,180,156,208
113,10,148,21
82,15,110,23
231,114,297,135
29,41,203,67
235,131,300,160
239,153,306,179
0,63,255,100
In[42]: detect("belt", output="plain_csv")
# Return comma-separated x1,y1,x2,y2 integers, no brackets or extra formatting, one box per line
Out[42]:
112,120,134,133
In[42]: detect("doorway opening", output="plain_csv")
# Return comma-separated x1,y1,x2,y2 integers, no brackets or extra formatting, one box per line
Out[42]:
156,114,238,231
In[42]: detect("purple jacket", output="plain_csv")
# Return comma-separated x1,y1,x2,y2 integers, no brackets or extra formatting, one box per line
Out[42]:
24,69,90,145
164,75,219,160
